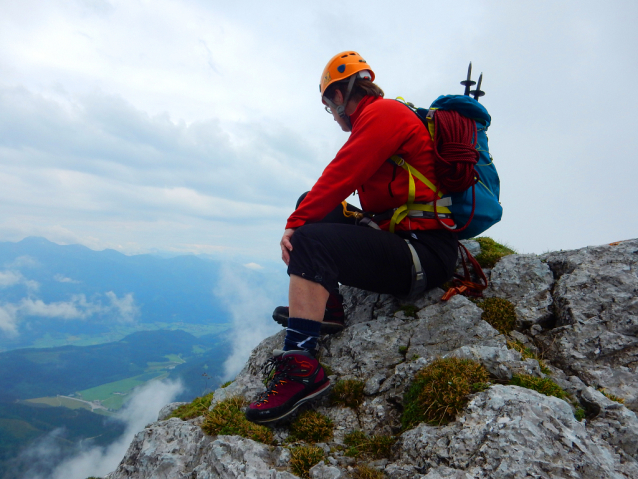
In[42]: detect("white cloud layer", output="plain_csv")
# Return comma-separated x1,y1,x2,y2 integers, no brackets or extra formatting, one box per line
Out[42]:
0,290,139,335
54,274,79,283
21,379,183,479
0,269,39,290
0,0,637,260
0,270,25,288
215,262,287,379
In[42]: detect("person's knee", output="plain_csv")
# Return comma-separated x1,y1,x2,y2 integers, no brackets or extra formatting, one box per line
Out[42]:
290,224,314,249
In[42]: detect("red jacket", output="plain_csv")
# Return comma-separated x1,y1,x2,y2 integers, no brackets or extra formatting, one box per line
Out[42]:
286,95,450,231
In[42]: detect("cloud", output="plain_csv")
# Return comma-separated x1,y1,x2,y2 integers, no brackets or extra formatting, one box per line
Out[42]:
0,306,17,334
0,269,39,290
0,291,139,336
243,262,264,270
54,273,80,283
5,255,40,268
215,262,287,379
0,86,306,260
20,379,183,479
16,293,133,321
0,270,23,287
105,291,138,322
1,0,638,261
18,297,92,319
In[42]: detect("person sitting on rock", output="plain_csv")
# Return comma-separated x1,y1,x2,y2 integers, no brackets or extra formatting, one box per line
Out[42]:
245,51,459,424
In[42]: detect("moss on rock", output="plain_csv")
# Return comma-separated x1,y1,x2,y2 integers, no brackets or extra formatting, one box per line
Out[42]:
474,237,516,268
168,392,215,420
289,410,333,443
402,357,490,429
289,445,325,479
201,396,273,444
476,297,517,334
510,374,567,399
353,464,386,479
330,379,365,409
344,430,396,459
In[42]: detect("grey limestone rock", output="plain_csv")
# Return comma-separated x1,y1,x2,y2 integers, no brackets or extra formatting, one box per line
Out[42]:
579,386,638,460
484,253,555,327
309,461,344,478
459,239,480,258
538,239,638,411
107,418,298,479
107,239,638,479
447,344,541,380
393,385,638,478
157,401,188,421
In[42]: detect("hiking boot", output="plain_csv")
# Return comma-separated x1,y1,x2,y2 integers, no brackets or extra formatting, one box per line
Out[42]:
245,350,330,424
272,293,345,334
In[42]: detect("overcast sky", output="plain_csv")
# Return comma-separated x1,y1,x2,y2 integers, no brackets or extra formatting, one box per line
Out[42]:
1,0,637,264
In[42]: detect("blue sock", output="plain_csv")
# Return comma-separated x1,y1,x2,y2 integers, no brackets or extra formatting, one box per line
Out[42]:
284,317,322,352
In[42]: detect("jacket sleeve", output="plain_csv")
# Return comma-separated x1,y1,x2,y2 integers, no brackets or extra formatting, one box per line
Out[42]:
286,101,420,229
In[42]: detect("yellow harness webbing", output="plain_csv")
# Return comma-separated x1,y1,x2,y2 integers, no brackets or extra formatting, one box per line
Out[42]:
388,155,452,233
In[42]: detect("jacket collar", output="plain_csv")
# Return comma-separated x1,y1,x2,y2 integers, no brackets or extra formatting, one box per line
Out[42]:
349,95,381,128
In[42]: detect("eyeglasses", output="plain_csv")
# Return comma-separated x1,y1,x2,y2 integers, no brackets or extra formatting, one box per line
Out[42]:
324,106,332,114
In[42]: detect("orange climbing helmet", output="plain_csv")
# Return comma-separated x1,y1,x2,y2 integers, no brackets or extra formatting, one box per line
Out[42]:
320,51,375,96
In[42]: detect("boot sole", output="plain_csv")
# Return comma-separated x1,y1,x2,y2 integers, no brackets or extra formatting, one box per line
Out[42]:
249,380,331,424
272,312,345,335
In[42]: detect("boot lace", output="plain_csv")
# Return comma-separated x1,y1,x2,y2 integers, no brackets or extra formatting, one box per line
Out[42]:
253,356,296,405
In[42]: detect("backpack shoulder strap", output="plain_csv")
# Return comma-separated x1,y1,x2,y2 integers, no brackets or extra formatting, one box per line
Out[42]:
387,155,452,233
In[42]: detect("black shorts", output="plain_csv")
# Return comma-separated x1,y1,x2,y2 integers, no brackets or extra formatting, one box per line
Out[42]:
287,195,458,297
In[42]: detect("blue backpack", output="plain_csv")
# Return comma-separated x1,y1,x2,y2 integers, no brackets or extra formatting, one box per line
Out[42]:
390,95,502,240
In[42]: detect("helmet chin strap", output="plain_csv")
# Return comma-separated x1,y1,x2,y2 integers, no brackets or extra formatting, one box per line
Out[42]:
323,74,358,130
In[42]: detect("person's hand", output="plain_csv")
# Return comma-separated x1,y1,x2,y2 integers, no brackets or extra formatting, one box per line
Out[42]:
280,228,296,266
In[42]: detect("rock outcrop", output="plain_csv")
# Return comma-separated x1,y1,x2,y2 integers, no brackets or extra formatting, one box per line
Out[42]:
107,239,638,479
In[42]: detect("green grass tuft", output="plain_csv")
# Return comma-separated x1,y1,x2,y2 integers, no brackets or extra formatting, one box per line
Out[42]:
344,430,395,459
510,374,567,399
474,237,516,268
574,407,586,421
289,410,333,443
201,396,273,444
398,345,408,355
352,463,386,479
330,379,365,409
402,357,490,429
475,297,517,334
220,381,233,388
289,445,325,479
168,392,214,420
598,388,625,404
